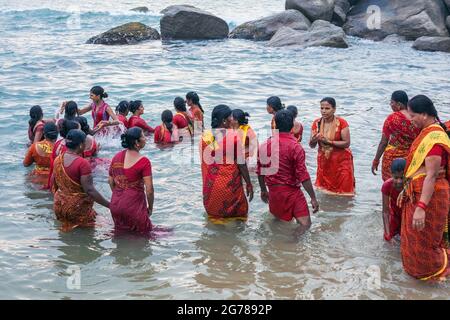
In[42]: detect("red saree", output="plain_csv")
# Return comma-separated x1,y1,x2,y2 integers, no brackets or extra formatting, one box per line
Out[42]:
53,154,96,227
381,112,419,181
109,150,152,233
200,130,248,222
401,124,450,280
312,117,355,196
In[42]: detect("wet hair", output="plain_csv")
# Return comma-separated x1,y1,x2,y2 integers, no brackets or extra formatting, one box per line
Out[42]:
116,100,129,114
232,109,250,125
286,105,298,118
64,101,79,120
75,116,91,135
274,110,294,133
129,100,143,114
408,95,449,137
267,96,284,112
391,90,408,107
65,129,86,150
211,105,232,129
29,105,43,130
174,97,187,112
186,92,204,114
60,120,80,139
161,110,174,134
121,127,142,150
391,158,406,174
320,97,336,108
90,86,108,99
43,122,58,141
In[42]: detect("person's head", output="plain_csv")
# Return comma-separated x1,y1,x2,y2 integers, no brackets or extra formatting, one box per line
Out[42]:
391,158,406,190
266,96,284,114
116,100,129,116
390,90,408,112
275,110,294,133
407,95,446,132
231,109,249,129
211,105,233,129
173,97,187,112
64,101,79,119
75,116,90,135
161,110,174,133
286,105,298,118
43,122,58,141
129,100,144,115
320,97,336,119
121,127,146,151
60,120,80,139
186,91,204,113
89,86,108,102
65,129,86,154
29,105,43,129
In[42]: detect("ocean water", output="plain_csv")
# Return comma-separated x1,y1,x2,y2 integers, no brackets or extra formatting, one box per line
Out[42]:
0,0,450,299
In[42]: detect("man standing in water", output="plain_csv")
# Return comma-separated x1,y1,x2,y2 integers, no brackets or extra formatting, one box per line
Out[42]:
257,110,319,235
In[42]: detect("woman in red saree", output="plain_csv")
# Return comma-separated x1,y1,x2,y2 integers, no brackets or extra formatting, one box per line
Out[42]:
173,97,194,141
28,105,46,144
266,96,285,130
309,97,355,196
109,127,154,234
400,95,450,281
75,116,99,159
287,105,304,143
154,110,179,144
200,105,253,223
186,91,204,132
115,100,130,129
128,100,155,134
52,129,110,230
24,122,58,185
230,109,257,161
372,91,419,181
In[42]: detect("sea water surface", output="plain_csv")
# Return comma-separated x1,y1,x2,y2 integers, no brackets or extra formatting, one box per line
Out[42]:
0,0,450,299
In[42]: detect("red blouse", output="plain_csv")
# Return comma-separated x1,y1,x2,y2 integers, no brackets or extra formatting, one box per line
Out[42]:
117,114,128,128
173,113,189,129
109,150,152,182
64,156,92,184
154,125,172,144
427,144,448,167
128,116,154,133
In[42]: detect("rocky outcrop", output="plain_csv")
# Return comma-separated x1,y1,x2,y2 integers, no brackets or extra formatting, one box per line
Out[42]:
160,5,229,40
130,6,149,13
229,10,310,41
413,36,450,53
285,0,336,22
268,20,348,48
86,22,160,45
344,0,449,41
446,16,450,31
331,0,350,26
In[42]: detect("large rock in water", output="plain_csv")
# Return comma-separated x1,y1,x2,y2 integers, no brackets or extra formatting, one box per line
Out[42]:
229,10,311,41
413,36,450,53
344,0,450,41
446,16,450,31
86,22,160,45
285,0,336,22
268,20,348,48
130,6,149,13
160,5,229,40
331,0,350,26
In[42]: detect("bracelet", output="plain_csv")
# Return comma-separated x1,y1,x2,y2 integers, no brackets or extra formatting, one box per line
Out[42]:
417,201,427,210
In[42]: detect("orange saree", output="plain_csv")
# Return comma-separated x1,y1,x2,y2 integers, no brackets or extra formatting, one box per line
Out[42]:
312,117,355,196
401,124,450,280
24,140,53,184
53,154,96,227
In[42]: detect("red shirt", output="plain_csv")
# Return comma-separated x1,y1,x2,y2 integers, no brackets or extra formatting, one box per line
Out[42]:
128,115,154,133
427,144,448,167
173,113,189,129
189,106,203,122
257,132,310,187
64,156,92,184
381,178,401,214
117,114,128,128
109,150,152,182
154,125,173,144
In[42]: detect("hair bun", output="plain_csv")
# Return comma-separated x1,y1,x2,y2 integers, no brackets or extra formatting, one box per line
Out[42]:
120,133,129,148
102,92,108,99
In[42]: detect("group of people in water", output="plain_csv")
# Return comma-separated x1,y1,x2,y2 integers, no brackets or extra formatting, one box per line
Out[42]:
24,85,450,282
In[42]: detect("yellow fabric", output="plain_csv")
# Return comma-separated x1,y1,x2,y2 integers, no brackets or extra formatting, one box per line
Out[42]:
239,124,249,147
208,216,248,224
405,125,450,179
419,249,448,281
202,130,219,150
385,144,395,152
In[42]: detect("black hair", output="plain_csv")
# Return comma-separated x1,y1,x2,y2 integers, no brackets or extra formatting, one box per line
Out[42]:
43,122,58,141
267,96,284,112
391,90,408,107
275,110,294,133
90,86,108,99
391,158,406,174
320,97,336,108
64,101,79,120
161,110,174,134
174,97,187,112
211,105,232,129
29,105,43,130
286,105,298,118
186,92,204,114
60,120,80,139
121,127,143,150
65,129,86,150
75,116,90,135
129,100,143,114
116,100,129,114
232,109,250,125
408,95,449,137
